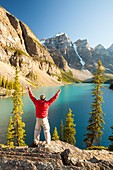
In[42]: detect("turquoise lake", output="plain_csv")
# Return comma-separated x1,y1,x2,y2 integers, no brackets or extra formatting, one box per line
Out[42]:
0,83,113,149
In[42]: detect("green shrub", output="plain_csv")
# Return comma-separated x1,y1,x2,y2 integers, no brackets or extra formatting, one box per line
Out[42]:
26,71,38,82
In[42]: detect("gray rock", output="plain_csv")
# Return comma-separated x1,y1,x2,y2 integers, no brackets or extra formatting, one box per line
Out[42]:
0,141,113,170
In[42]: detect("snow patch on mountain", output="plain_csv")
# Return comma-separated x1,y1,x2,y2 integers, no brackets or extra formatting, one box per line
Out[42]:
55,32,67,37
73,44,85,67
40,39,46,45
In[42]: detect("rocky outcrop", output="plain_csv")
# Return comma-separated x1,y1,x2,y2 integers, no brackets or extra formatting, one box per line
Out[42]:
0,141,113,169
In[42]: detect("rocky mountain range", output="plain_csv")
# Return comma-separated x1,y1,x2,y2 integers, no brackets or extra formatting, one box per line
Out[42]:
1,6,113,87
41,33,113,77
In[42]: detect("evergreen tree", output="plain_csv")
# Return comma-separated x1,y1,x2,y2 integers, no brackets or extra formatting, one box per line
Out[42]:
52,127,59,140
108,126,113,151
9,81,14,91
59,119,64,141
84,60,105,148
0,76,2,87
64,108,76,145
5,79,9,96
12,67,26,146
5,84,9,96
7,117,15,147
2,76,6,88
5,78,8,89
7,57,26,146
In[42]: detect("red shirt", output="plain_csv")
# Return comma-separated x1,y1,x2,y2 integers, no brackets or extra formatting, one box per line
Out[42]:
28,89,60,118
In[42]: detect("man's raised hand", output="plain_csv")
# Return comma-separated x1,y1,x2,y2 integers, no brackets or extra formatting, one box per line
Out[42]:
57,89,61,94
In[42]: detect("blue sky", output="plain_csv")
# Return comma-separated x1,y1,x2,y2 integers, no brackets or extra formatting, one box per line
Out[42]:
1,0,113,48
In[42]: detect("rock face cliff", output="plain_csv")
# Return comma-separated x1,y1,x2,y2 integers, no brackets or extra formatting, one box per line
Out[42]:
74,39,95,72
0,141,113,170
41,33,81,70
0,7,62,87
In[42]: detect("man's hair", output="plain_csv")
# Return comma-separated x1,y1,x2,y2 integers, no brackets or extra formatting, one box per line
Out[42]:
40,95,46,100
